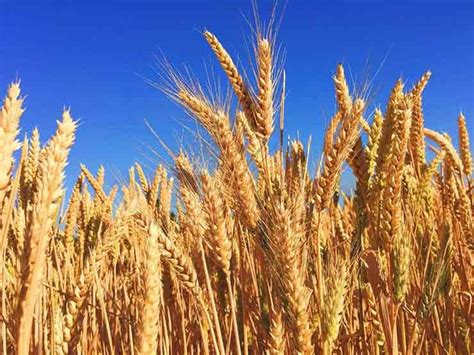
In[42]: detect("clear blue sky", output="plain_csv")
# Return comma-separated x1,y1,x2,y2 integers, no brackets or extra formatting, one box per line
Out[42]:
1,1,473,189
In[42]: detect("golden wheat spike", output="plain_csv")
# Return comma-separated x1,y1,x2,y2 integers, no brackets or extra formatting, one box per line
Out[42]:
136,222,162,355
458,112,472,176
255,38,274,141
204,31,256,129
409,71,431,172
15,110,76,355
0,82,23,201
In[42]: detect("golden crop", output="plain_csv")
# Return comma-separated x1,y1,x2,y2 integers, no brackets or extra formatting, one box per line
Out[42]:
0,25,472,355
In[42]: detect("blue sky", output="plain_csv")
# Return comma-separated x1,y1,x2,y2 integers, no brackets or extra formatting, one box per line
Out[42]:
1,1,473,189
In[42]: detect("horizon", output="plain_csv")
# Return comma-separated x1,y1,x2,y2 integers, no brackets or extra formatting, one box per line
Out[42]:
2,0,473,190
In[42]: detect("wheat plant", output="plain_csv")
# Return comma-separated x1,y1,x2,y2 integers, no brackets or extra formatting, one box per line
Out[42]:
0,23,472,355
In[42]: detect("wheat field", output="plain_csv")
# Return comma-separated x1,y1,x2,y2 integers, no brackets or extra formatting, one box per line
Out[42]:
0,25,472,355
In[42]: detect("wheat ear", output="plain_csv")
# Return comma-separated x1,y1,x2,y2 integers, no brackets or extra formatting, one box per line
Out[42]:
0,82,24,204
21,128,41,208
255,38,274,141
136,222,162,355
268,308,286,355
457,113,472,176
392,231,411,303
80,164,107,203
204,31,256,128
334,64,352,114
316,99,365,211
366,108,384,179
15,110,76,355
321,263,347,354
409,71,431,172
201,172,232,274
424,128,463,177
178,90,259,227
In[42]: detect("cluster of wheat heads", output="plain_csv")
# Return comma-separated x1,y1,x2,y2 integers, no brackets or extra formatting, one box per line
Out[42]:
0,30,473,355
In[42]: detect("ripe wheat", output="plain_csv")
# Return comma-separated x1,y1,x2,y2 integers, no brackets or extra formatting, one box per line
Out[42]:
0,20,472,355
